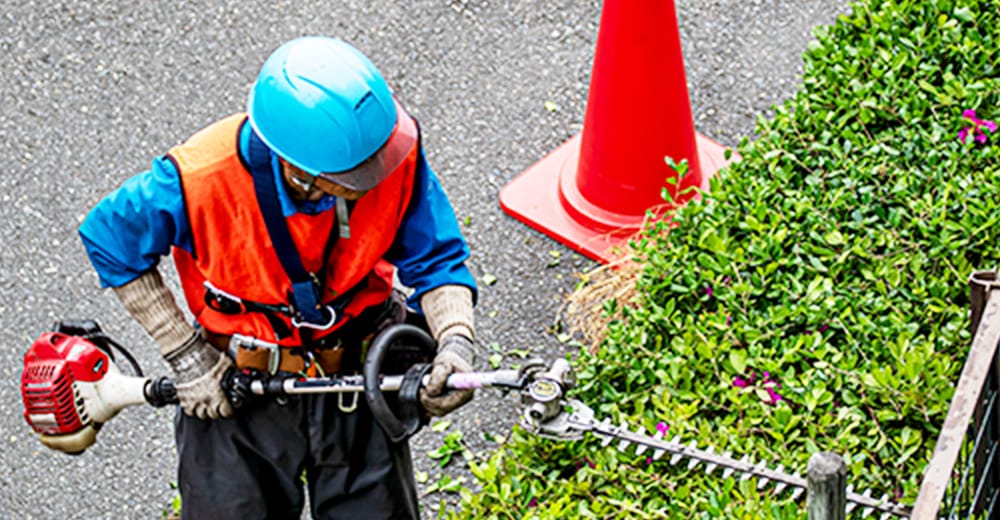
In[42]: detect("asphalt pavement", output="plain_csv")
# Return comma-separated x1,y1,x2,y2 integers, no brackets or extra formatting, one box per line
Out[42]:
0,1,846,517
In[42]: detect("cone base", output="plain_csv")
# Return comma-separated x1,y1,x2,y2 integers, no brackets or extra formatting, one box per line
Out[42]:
499,132,736,263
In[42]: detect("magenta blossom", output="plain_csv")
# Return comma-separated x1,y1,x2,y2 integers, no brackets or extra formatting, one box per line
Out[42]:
575,457,596,471
734,371,785,405
527,497,539,508
733,372,756,388
656,422,670,436
958,109,996,145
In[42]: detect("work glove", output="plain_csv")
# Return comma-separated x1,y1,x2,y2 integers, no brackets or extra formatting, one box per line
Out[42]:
420,334,476,417
419,284,477,417
165,332,234,419
113,269,233,420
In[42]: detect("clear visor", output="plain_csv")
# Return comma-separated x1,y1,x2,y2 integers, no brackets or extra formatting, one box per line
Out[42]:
317,101,418,192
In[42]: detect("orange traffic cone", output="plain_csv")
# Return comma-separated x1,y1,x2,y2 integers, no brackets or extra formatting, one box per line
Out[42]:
500,0,737,263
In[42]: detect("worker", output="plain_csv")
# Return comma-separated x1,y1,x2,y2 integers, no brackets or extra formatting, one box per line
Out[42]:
78,36,478,519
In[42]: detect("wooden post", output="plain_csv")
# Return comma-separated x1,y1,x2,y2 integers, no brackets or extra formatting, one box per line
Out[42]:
807,452,846,520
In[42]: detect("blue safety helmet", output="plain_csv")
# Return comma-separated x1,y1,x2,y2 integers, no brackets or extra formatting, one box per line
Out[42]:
248,37,416,191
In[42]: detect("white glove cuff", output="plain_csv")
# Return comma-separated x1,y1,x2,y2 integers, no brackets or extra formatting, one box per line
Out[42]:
420,285,475,342
112,269,195,357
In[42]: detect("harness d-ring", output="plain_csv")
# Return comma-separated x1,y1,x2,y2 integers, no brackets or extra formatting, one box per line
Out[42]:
291,305,338,330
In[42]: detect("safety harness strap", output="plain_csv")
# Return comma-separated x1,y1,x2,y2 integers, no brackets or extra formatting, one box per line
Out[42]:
246,129,338,329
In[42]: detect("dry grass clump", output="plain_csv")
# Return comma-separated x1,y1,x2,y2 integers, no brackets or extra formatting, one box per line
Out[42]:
562,256,643,353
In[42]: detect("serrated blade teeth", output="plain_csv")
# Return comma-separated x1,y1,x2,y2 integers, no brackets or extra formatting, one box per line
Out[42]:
846,502,859,514
653,449,665,460
702,448,717,473
862,507,874,518
880,513,891,520
757,476,770,490
683,441,700,468
634,427,650,455
740,459,755,481
720,453,735,479
774,482,787,495
791,487,805,501
615,423,631,452
670,452,683,465
598,419,614,446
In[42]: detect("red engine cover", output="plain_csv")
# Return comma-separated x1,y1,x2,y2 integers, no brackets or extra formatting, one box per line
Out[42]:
21,333,112,435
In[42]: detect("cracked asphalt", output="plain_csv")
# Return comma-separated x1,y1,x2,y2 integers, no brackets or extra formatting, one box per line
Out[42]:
0,1,846,517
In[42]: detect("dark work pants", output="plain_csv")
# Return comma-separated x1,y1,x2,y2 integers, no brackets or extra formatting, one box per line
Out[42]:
174,392,418,520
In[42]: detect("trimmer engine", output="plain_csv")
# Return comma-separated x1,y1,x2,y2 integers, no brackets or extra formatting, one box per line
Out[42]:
21,321,174,454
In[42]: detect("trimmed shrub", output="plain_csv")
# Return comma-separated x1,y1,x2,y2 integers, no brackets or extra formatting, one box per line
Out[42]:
449,0,999,518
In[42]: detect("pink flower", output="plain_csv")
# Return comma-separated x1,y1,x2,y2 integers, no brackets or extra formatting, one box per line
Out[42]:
958,109,996,145
733,376,750,388
704,286,714,299
527,497,539,508
656,422,670,435
767,387,784,404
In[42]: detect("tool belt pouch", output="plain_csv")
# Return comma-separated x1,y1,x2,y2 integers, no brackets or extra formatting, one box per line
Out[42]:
235,346,272,373
316,347,344,373
233,343,344,374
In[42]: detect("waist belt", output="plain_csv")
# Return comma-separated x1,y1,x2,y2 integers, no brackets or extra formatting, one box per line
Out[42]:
204,330,350,376
204,293,404,376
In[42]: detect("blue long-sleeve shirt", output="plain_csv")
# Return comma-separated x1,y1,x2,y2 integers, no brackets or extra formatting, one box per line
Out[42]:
79,120,476,313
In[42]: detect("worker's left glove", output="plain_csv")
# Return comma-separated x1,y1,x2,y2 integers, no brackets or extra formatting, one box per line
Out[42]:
165,333,234,420
113,269,234,420
420,334,476,417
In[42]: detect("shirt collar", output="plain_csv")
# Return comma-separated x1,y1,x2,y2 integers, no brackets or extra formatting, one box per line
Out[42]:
239,119,337,217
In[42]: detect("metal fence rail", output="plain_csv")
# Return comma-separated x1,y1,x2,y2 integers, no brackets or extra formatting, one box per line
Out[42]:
912,271,1000,520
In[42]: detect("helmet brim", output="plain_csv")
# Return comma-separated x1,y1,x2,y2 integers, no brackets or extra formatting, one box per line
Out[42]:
317,101,418,192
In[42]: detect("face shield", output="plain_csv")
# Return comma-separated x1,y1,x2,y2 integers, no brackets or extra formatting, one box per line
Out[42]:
315,101,418,192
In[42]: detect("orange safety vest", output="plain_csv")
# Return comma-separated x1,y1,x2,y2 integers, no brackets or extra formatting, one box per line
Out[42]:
168,114,418,346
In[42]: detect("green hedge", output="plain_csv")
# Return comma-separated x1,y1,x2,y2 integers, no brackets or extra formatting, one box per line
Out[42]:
447,0,999,518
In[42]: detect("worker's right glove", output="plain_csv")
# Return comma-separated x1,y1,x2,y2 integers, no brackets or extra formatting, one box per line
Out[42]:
164,332,234,420
113,269,233,420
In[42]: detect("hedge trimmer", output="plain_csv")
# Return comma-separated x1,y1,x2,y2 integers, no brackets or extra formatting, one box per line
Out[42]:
21,320,910,517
